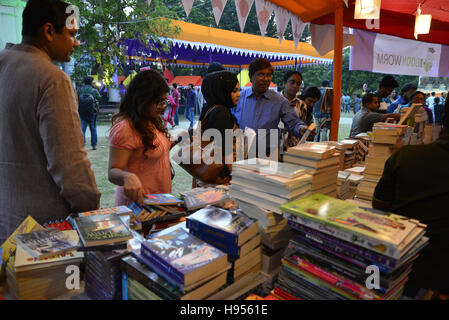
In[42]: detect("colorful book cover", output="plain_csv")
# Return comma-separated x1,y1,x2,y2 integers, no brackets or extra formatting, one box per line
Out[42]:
14,228,78,260
78,206,132,217
14,230,84,271
182,188,229,211
186,206,257,245
141,228,226,286
281,194,418,248
144,193,183,205
1,216,43,264
74,214,132,246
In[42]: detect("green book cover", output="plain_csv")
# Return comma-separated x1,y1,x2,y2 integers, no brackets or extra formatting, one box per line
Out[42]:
280,194,418,248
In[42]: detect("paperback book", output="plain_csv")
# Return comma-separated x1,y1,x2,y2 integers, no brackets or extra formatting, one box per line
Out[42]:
144,193,183,205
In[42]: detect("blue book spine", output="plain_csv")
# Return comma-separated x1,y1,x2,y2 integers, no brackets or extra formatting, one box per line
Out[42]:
132,251,184,289
122,272,129,300
140,245,185,286
188,228,240,258
187,218,238,245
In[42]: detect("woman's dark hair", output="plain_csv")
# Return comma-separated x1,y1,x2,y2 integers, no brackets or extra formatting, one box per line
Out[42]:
112,70,170,157
283,70,303,84
300,86,321,101
249,58,273,78
22,0,71,37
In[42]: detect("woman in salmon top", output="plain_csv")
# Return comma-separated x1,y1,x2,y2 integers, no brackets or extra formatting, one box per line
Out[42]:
108,70,174,205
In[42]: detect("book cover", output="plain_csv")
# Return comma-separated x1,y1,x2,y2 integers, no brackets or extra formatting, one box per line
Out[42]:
233,158,310,179
141,228,227,287
1,216,43,264
182,188,230,211
74,214,132,247
186,206,258,246
14,228,78,260
144,193,183,205
281,194,419,249
78,206,132,217
14,230,84,272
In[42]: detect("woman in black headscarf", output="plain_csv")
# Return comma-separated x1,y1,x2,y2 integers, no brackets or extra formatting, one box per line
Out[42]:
197,71,240,184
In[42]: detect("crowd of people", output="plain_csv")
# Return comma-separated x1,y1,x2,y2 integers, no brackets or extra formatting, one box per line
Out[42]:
0,0,448,297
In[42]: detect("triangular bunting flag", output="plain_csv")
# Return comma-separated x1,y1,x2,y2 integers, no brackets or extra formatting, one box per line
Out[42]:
147,0,152,6
274,5,291,43
235,0,255,33
254,0,274,38
291,15,307,49
211,0,228,26
182,0,195,17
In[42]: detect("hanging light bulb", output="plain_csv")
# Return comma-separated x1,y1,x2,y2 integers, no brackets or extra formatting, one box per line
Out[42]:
414,4,432,39
354,0,381,20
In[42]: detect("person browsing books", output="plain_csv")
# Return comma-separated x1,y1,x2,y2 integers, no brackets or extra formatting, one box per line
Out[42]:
0,0,101,243
232,58,308,159
194,70,241,186
372,97,449,297
350,93,401,137
108,70,181,205
394,91,434,124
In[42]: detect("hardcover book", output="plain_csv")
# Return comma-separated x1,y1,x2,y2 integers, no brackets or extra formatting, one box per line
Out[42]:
144,193,183,205
281,194,420,250
74,214,133,247
140,228,227,287
14,228,78,260
186,206,259,246
182,187,230,211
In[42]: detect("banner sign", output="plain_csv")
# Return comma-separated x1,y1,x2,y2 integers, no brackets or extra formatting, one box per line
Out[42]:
350,29,449,77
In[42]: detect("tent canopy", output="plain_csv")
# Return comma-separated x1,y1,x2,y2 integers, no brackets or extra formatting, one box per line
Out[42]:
124,19,333,70
270,0,449,46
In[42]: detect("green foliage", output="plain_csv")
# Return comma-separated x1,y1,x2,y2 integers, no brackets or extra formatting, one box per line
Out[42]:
69,0,180,86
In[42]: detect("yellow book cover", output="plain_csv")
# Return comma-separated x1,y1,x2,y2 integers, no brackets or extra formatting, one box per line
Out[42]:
1,216,43,264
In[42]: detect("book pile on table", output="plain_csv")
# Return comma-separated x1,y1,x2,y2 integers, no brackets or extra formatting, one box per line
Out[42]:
353,133,371,162
128,227,230,300
283,143,339,197
336,171,351,200
230,158,312,214
338,139,360,169
274,194,428,300
236,200,292,280
356,123,407,201
180,187,230,211
72,213,134,300
6,228,83,300
186,206,261,284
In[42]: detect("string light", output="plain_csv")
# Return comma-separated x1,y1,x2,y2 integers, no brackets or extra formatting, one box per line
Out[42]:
414,4,432,39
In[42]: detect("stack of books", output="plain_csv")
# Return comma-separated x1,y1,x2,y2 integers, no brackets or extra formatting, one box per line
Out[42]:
230,158,312,214
130,227,230,300
336,171,351,200
236,200,292,275
338,139,360,170
275,194,428,300
354,133,371,162
77,206,141,231
84,250,127,300
283,143,339,197
356,123,407,201
7,229,83,300
186,206,261,284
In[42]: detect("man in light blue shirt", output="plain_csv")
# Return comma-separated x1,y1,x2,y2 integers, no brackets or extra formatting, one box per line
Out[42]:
232,58,307,158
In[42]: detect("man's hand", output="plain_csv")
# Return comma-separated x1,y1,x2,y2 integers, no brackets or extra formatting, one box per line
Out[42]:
124,173,144,205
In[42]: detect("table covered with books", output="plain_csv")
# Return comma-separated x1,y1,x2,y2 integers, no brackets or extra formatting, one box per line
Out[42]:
0,120,443,300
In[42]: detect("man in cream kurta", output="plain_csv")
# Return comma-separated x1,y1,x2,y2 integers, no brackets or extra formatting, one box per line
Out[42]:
0,0,100,243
